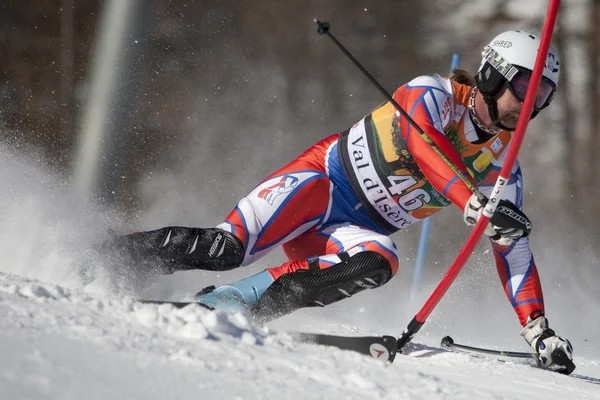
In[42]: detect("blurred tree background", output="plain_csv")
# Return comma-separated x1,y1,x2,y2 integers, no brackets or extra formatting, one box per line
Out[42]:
1,0,599,331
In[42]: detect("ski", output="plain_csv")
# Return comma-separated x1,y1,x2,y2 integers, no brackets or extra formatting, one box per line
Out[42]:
291,333,398,362
136,299,214,310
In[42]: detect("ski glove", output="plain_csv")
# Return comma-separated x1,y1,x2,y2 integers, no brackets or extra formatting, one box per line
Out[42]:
463,194,532,246
521,313,575,374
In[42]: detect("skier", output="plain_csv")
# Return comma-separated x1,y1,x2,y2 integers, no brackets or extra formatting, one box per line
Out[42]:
103,30,572,370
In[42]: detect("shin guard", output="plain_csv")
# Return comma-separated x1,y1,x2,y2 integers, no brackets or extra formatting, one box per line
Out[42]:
251,251,392,323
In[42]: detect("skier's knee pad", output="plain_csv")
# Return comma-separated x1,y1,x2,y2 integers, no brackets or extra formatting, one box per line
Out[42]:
118,227,245,273
251,251,392,323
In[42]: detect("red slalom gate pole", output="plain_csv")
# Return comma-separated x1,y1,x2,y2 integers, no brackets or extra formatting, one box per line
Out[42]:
397,0,562,350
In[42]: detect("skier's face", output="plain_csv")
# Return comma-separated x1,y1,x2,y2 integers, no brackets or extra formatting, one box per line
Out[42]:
492,86,523,130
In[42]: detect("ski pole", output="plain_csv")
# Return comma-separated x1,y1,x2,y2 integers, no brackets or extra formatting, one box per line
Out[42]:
440,336,537,359
396,0,562,350
411,53,461,306
313,19,485,203
441,336,575,374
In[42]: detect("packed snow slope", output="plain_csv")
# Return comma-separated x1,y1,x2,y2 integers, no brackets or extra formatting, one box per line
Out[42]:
2,139,600,400
1,272,600,400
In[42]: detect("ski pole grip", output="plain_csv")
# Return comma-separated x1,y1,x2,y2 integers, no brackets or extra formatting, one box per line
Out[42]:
551,348,576,375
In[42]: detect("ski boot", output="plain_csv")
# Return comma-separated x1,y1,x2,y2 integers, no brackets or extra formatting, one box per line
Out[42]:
194,270,275,316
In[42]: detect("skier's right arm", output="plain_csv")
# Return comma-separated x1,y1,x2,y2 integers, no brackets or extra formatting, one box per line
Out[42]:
394,76,531,243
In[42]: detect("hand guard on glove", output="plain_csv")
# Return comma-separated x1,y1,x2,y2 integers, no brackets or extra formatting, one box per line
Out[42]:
520,312,575,374
463,194,532,246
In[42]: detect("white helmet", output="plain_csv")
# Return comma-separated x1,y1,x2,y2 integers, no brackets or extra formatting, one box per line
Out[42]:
476,30,560,124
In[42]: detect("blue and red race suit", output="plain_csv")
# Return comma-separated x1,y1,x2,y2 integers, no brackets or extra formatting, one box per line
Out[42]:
219,74,543,326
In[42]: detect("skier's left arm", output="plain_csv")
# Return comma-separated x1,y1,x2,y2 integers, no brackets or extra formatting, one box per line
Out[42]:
480,161,574,371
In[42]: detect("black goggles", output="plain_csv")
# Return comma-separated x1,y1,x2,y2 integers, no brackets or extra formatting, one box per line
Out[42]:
505,67,557,111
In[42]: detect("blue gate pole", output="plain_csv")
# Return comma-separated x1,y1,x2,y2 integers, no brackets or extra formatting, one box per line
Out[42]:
410,53,461,301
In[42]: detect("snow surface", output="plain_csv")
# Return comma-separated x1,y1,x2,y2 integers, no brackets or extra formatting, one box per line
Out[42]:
2,32,600,396
1,271,600,400
1,137,599,400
